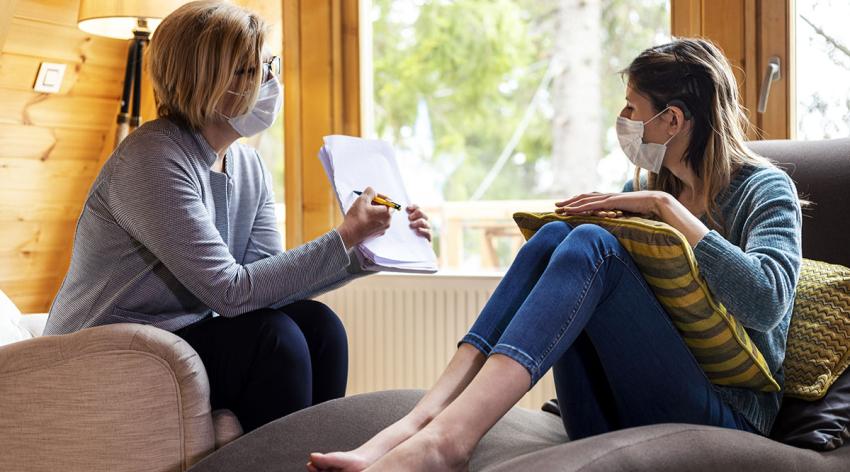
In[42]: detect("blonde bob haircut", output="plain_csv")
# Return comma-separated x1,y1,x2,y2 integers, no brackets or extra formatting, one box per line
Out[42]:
146,1,267,129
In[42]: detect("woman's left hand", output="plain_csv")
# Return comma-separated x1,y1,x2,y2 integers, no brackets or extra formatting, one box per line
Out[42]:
406,204,432,242
555,190,669,217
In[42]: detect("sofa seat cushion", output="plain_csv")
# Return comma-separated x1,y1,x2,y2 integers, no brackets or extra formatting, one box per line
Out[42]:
188,389,568,471
187,390,850,472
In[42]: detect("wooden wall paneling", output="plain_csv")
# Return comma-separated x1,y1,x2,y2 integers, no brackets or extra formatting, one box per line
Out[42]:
5,17,126,68
0,90,117,130
283,0,361,247
0,0,126,312
0,124,107,161
13,0,77,26
0,0,18,51
0,53,123,99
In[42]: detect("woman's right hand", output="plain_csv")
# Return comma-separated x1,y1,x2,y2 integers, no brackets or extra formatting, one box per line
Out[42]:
337,187,392,250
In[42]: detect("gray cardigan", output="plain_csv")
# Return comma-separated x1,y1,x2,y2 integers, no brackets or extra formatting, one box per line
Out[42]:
45,118,366,336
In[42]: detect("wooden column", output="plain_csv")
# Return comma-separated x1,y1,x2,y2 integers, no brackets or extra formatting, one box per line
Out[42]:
283,0,360,248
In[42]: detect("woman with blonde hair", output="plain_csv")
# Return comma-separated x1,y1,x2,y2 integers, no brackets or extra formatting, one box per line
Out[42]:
44,1,431,432
310,38,801,471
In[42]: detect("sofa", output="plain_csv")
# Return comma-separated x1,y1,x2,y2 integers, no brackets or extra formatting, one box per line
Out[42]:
185,138,850,471
1,138,848,471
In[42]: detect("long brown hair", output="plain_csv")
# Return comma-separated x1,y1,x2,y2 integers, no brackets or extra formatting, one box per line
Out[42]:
624,38,771,231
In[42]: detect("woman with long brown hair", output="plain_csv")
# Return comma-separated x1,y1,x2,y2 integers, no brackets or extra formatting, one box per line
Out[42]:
310,38,802,471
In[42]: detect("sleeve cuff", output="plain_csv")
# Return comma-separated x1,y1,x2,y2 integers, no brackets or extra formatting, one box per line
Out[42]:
327,228,352,268
693,229,731,275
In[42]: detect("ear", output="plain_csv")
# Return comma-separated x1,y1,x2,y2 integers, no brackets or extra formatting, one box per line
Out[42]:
665,107,686,136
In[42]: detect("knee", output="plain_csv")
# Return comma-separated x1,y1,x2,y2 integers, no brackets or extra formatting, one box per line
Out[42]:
527,221,571,250
294,300,348,345
550,224,620,262
256,312,311,364
566,224,618,249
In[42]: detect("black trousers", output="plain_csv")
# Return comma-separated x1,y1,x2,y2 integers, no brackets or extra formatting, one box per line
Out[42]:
175,300,348,432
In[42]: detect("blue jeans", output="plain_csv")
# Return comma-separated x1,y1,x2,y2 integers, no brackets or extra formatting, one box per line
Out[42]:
460,221,758,440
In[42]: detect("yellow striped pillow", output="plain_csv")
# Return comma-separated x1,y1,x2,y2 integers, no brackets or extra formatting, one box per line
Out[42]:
513,212,780,392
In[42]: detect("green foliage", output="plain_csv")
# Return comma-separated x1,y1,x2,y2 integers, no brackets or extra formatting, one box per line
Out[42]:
372,0,668,201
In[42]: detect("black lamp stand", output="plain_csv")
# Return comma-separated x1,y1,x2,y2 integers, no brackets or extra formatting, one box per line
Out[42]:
115,19,151,147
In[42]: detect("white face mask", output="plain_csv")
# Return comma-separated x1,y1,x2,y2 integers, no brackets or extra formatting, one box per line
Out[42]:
223,74,283,137
616,107,677,174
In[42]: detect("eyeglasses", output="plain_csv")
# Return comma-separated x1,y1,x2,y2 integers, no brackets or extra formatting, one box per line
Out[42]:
235,56,281,81
262,56,281,81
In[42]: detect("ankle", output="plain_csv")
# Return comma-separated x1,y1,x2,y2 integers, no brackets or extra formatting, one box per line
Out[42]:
406,407,437,429
422,421,473,465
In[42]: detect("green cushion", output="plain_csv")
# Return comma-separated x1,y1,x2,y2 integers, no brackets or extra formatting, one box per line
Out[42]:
513,212,779,392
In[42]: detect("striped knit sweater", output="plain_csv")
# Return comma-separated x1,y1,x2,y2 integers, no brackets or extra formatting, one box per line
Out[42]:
45,118,368,336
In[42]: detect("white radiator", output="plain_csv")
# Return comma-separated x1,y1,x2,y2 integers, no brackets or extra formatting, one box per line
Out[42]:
316,273,557,410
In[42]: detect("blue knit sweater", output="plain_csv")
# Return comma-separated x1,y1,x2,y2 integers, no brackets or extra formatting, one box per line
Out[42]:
624,164,803,435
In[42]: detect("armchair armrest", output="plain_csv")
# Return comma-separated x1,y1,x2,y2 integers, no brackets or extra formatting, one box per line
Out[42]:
0,323,215,472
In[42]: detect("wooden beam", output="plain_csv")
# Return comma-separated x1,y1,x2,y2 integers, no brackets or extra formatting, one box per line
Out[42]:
283,0,361,248
283,0,304,247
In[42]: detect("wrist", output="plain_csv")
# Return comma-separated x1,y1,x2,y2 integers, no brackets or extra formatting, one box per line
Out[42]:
651,192,673,217
336,224,356,250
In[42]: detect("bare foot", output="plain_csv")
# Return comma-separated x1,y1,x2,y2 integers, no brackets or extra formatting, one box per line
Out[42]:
308,411,432,471
363,427,468,472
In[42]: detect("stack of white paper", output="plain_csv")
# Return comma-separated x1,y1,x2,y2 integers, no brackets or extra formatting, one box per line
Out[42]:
319,135,438,273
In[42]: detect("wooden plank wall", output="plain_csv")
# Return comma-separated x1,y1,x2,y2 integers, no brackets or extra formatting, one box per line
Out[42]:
0,0,125,312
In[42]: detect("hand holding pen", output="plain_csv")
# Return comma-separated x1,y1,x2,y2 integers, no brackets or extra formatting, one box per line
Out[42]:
354,189,432,242
336,187,392,250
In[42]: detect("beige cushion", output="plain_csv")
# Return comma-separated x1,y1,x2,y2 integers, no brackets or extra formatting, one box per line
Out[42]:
0,289,30,346
18,312,48,337
212,409,244,449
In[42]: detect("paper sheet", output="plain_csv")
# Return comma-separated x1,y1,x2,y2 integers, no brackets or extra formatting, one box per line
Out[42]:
319,135,438,272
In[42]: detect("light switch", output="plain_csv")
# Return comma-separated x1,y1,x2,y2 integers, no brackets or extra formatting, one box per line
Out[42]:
33,62,66,93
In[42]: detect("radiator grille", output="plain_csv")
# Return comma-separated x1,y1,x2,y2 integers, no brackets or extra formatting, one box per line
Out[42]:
316,273,557,410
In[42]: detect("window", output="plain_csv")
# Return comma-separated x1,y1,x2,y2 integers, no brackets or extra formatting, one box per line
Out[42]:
238,0,285,245
361,0,670,272
794,0,850,139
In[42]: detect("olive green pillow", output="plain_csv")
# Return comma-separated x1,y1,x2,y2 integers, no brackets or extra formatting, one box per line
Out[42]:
513,212,780,392
784,259,850,400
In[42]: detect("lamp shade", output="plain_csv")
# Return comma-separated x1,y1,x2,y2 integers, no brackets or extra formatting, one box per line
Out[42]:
77,0,187,39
